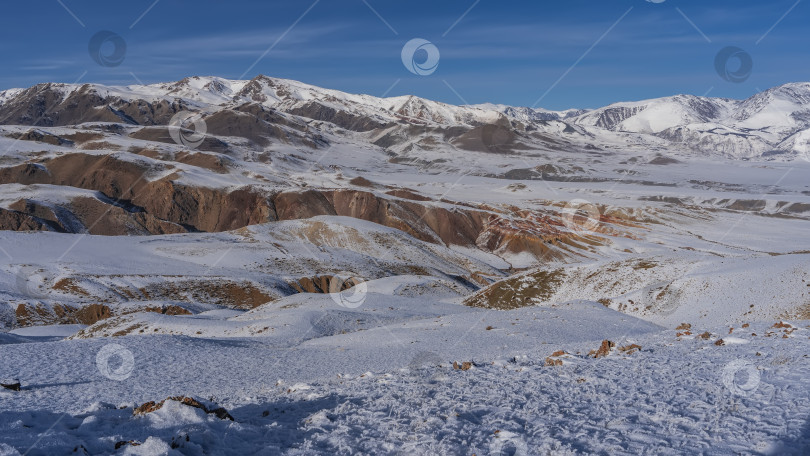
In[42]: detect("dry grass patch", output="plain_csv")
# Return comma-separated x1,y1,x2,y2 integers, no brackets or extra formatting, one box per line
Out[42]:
464,268,566,310
52,278,89,296
78,141,121,151
618,344,642,354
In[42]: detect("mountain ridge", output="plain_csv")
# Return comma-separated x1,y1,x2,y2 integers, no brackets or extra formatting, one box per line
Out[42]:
2,75,810,159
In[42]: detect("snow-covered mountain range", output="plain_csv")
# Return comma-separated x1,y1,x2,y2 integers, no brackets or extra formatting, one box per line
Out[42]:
3,76,810,160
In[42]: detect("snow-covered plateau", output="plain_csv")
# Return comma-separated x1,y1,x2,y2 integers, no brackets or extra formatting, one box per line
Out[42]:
0,76,808,455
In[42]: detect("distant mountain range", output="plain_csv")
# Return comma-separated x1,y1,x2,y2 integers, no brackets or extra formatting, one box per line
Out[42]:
2,75,810,160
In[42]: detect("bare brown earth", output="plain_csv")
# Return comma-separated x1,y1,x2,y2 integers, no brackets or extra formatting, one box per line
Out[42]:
0,151,608,257
0,207,49,231
14,303,111,326
128,126,231,153
0,153,274,234
11,301,195,329
173,151,231,173
138,280,274,310
68,196,186,235
290,276,363,294
12,301,198,327
4,129,72,146
463,269,567,310
0,83,187,127
6,273,279,328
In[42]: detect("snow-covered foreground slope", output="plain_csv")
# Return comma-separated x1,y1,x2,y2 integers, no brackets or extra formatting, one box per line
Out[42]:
0,316,808,455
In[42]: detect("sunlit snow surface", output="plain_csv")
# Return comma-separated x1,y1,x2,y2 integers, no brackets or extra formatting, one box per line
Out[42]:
0,319,808,454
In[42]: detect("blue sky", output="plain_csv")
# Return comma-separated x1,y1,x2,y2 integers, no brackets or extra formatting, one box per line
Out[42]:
1,0,808,110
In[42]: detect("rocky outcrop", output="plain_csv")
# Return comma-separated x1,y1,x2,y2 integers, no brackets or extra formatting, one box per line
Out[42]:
0,153,275,234
133,182,274,233
270,189,490,246
0,380,21,391
134,396,233,420
69,196,186,235
0,153,154,198
6,129,74,146
0,208,50,232
273,190,337,220
14,302,111,326
290,276,361,294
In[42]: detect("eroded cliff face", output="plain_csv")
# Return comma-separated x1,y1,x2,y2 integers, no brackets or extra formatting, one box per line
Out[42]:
0,207,49,231
0,153,274,234
0,150,597,258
